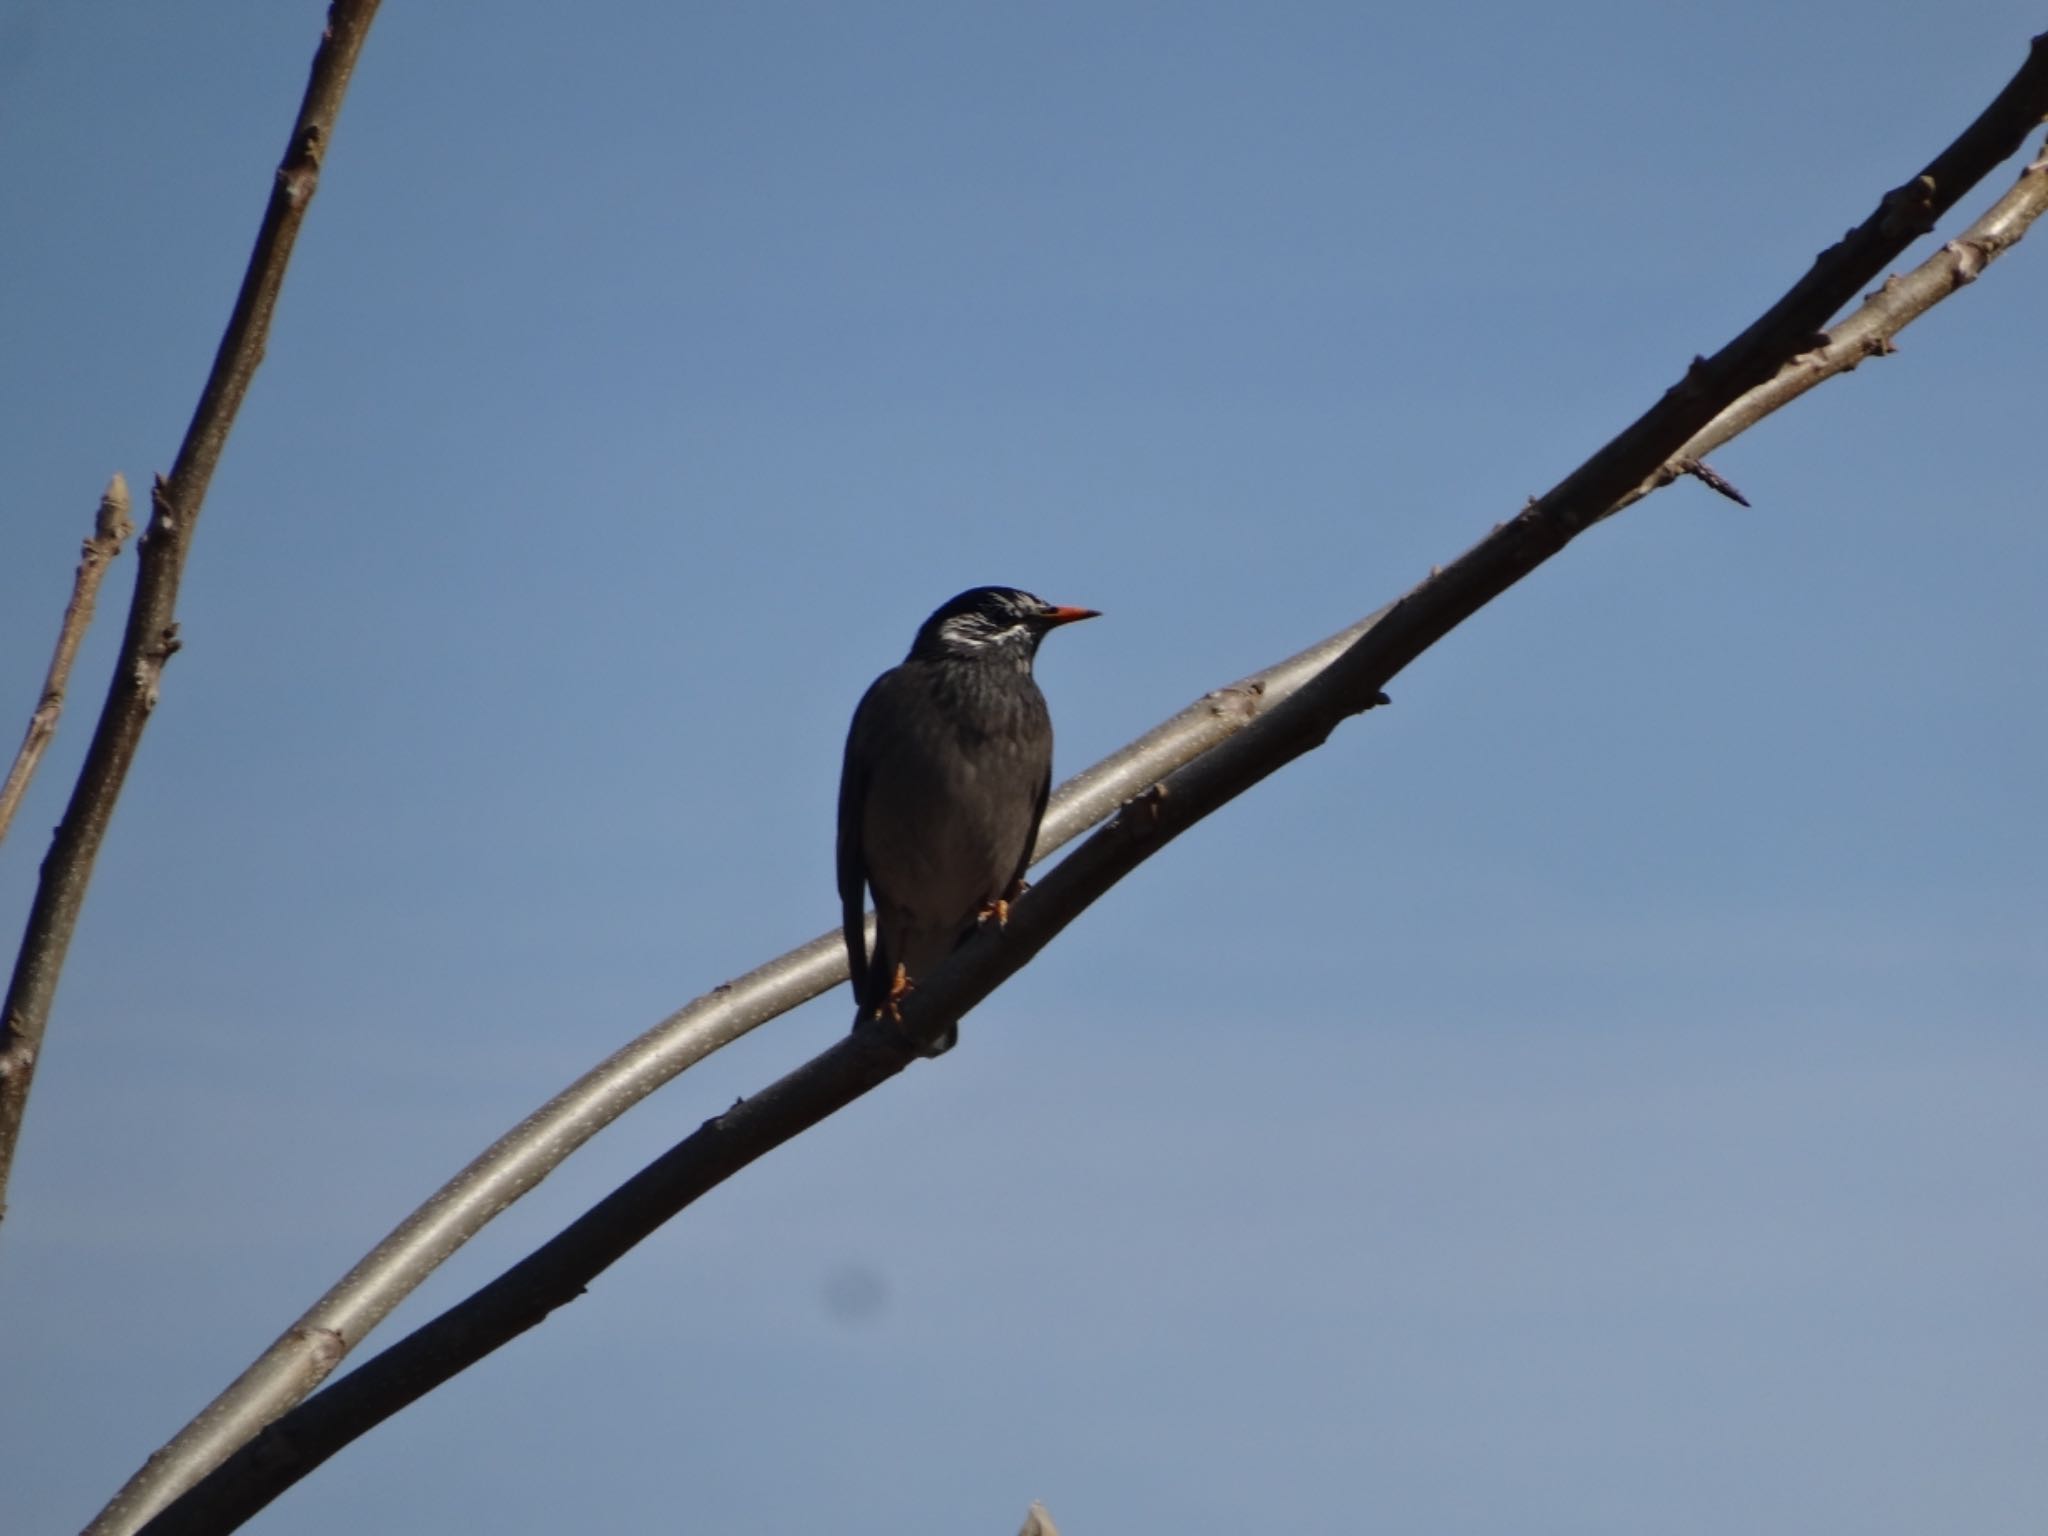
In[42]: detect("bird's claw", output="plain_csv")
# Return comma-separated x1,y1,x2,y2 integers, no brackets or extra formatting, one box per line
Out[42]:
979,877,1028,929
871,963,914,1022
856,965,955,1059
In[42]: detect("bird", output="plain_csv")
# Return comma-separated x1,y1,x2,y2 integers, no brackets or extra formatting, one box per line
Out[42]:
838,586,1098,1054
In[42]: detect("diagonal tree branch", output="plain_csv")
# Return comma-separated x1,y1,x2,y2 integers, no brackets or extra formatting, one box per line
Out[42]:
125,39,2048,1536
0,0,383,1230
0,477,134,852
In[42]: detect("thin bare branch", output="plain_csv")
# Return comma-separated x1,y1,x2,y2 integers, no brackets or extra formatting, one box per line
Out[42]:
0,0,383,1229
126,37,2048,1536
0,477,133,851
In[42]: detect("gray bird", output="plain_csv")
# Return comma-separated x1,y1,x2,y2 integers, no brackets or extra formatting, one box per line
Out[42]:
838,586,1098,1052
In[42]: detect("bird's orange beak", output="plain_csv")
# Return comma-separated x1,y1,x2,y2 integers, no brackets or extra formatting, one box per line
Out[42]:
1043,605,1100,626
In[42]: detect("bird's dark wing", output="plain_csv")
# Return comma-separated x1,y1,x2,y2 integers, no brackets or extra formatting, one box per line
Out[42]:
837,693,876,1008
1009,764,1053,897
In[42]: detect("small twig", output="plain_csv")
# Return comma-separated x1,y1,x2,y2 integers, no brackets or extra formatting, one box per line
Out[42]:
125,33,2048,1536
0,476,133,852
0,0,383,1230
1677,458,1752,507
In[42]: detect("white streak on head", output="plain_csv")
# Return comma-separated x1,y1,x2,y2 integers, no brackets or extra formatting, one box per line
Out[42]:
936,612,1032,653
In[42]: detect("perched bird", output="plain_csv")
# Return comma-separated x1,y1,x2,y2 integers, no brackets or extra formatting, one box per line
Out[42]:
838,586,1098,1052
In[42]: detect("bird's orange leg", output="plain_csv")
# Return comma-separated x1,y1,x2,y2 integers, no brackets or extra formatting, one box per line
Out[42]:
874,963,914,1022
977,878,1031,930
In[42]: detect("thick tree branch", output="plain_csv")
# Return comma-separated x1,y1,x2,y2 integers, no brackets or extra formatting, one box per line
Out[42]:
0,477,133,852
0,0,382,1228
125,41,2048,1536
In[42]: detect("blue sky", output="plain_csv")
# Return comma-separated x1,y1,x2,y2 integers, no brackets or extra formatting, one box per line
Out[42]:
2,3,2043,1532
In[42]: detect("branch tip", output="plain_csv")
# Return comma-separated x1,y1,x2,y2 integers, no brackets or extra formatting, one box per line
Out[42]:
0,472,143,852
95,476,135,544
1678,458,1753,508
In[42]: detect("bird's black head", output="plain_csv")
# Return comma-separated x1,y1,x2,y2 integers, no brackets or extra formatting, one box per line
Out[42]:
907,586,1099,667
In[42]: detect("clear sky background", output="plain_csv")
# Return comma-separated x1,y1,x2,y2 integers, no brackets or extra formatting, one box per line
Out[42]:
2,4,2043,1533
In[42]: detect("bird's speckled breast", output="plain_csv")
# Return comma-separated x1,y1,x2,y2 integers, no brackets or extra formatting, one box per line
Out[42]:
855,659,1050,931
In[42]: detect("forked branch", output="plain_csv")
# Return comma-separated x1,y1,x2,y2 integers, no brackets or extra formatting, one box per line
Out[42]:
0,0,383,1227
